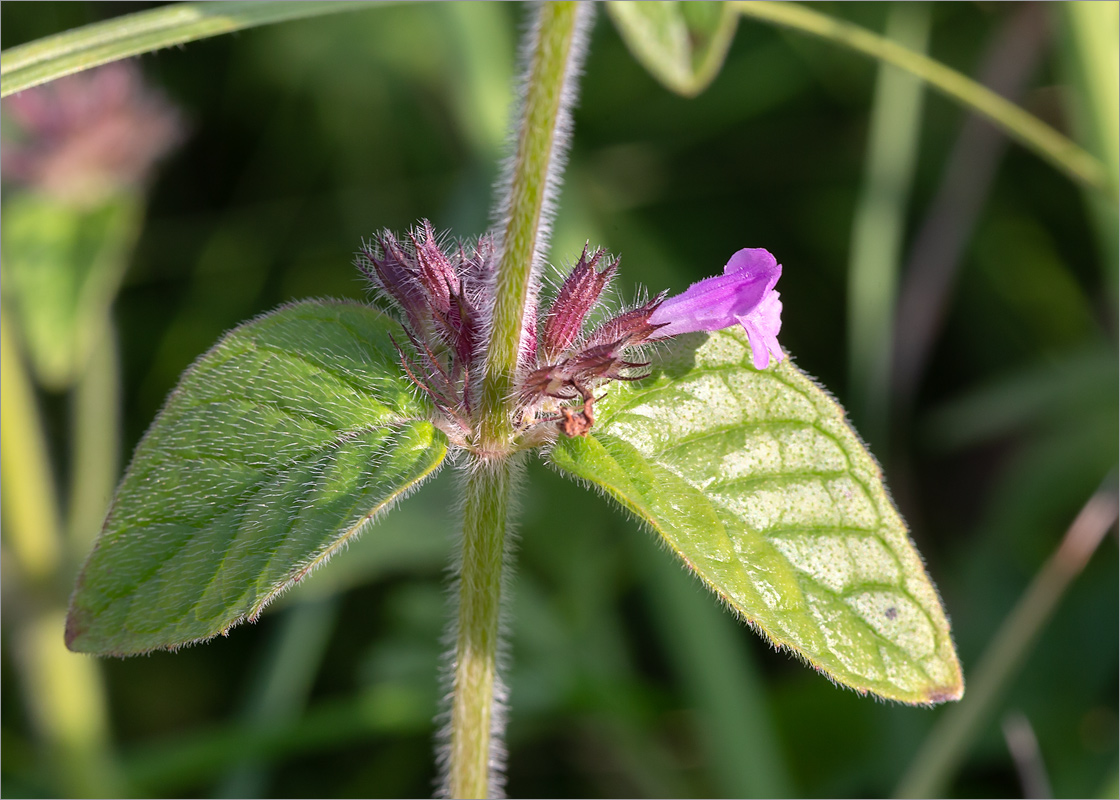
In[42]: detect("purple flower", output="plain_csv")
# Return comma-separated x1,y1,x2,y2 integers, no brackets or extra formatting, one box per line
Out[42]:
649,248,784,370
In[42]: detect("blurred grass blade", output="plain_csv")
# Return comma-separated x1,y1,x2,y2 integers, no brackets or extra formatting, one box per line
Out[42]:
1058,2,1120,304
65,301,448,656
1059,2,1119,198
550,328,963,705
892,3,1050,412
18,612,123,797
731,1,1112,196
0,1,379,98
607,1,738,97
896,482,1119,798
216,597,339,798
923,346,1118,452
68,321,121,551
125,685,430,794
1002,711,1053,800
847,2,929,451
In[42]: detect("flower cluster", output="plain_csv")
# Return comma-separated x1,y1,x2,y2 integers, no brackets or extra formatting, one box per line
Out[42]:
519,245,665,437
357,221,490,436
359,222,784,442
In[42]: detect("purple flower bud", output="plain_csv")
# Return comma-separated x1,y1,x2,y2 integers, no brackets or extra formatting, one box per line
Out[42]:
358,231,428,333
583,294,666,352
648,248,784,370
357,222,496,426
410,220,458,314
541,245,617,361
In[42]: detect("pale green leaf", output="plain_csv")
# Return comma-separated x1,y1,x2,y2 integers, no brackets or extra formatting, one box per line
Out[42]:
0,191,141,389
549,328,963,704
607,1,737,97
66,300,448,656
1,1,380,98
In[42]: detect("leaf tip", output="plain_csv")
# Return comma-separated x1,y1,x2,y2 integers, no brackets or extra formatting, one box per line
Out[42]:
923,680,964,705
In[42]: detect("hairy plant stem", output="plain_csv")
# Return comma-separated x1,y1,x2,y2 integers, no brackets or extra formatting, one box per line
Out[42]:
447,3,587,797
447,457,517,799
479,0,583,450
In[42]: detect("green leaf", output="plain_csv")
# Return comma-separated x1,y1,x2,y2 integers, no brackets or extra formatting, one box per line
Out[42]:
65,300,448,656
1,1,380,98
1,191,141,389
549,328,963,704
607,1,738,97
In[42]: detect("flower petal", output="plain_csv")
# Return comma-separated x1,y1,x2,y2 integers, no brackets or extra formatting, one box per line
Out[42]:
724,247,779,281
649,248,785,370
738,290,783,369
649,272,769,337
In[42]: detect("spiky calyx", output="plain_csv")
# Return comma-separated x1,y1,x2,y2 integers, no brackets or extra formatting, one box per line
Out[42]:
358,226,664,446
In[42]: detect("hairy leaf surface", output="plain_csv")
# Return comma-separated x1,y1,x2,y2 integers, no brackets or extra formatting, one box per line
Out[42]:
549,328,963,703
607,1,737,97
66,300,447,656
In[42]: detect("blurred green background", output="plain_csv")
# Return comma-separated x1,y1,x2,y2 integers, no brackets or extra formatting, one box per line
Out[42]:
1,2,1116,797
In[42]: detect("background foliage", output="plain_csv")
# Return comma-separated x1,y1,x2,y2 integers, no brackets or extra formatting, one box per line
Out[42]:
2,2,1116,797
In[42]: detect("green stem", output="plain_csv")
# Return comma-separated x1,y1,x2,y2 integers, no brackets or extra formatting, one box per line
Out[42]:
447,6,588,795
19,610,123,797
447,457,517,799
847,3,930,452
0,308,63,579
479,0,584,450
731,1,1113,197
67,318,121,552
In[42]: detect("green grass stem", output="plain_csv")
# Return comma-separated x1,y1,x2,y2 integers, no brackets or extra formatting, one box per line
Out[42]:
732,1,1113,197
896,483,1119,797
0,2,380,98
846,3,930,451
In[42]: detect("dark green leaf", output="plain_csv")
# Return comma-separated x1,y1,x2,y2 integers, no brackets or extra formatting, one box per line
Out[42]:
66,300,448,656
549,328,963,704
607,1,737,97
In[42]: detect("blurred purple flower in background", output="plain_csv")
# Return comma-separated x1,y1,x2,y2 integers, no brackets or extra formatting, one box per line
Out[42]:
649,247,784,369
2,61,184,204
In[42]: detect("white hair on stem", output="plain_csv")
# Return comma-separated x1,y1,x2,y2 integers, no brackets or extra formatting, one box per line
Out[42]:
489,1,594,274
435,452,527,799
478,2,596,408
439,4,595,797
